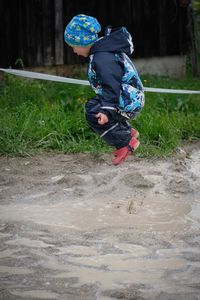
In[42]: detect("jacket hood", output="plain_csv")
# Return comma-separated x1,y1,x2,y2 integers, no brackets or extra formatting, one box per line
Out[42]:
90,26,134,55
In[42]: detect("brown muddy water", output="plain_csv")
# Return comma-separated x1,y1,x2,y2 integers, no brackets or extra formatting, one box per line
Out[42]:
0,145,200,300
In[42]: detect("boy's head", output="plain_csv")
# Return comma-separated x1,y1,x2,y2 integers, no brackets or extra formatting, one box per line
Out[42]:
64,14,101,57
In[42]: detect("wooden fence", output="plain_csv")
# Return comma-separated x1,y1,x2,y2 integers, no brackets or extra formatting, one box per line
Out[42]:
0,0,189,67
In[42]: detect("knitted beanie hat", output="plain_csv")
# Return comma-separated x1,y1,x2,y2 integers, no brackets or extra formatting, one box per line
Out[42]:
64,14,101,47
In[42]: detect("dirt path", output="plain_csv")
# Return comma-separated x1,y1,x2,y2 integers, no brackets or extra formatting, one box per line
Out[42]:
0,145,200,300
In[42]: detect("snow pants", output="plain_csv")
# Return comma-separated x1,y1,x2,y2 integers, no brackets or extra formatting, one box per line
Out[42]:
85,98,132,149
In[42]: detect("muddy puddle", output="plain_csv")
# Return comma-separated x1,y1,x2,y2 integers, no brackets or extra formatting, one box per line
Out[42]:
0,146,200,299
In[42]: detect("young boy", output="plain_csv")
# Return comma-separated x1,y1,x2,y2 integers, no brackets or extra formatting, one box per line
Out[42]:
64,14,144,165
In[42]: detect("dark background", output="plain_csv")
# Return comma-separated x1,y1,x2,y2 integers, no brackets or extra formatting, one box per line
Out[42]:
0,0,190,68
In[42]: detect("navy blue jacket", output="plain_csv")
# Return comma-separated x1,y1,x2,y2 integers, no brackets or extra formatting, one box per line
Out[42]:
88,27,145,119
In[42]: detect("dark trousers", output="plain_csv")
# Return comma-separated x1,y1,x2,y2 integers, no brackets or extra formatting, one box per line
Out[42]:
85,98,132,149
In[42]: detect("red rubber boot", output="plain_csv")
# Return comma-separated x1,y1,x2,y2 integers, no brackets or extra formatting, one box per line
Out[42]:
113,128,139,157
131,128,139,138
112,137,140,165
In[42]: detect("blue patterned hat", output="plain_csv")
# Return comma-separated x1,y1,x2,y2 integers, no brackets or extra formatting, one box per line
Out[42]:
64,14,101,47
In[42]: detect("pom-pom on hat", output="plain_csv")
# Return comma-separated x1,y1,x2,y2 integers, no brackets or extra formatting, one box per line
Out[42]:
64,14,101,47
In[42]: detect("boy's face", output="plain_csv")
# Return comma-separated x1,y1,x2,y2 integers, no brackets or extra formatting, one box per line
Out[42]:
71,45,91,57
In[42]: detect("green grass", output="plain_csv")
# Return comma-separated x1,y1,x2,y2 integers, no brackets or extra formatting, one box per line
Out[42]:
0,74,199,157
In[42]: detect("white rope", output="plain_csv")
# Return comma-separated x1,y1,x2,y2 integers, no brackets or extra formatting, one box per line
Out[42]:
0,68,200,94
0,68,90,86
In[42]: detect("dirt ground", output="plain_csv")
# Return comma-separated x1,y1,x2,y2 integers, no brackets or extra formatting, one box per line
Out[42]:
0,144,200,300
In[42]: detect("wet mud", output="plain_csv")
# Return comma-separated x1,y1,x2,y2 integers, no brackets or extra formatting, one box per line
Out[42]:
0,145,200,299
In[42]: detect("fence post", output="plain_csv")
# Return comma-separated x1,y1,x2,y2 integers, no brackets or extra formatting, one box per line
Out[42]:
54,0,64,65
187,0,199,76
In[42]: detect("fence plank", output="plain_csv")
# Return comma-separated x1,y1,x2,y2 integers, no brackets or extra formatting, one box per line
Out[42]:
54,0,64,65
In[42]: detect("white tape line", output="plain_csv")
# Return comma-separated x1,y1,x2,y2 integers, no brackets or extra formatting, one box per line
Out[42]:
1,68,200,94
144,87,200,94
0,68,90,86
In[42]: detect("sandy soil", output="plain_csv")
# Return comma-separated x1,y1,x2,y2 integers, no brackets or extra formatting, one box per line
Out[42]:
0,144,200,300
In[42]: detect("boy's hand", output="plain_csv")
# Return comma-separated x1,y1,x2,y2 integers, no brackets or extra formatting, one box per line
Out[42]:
96,112,108,125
